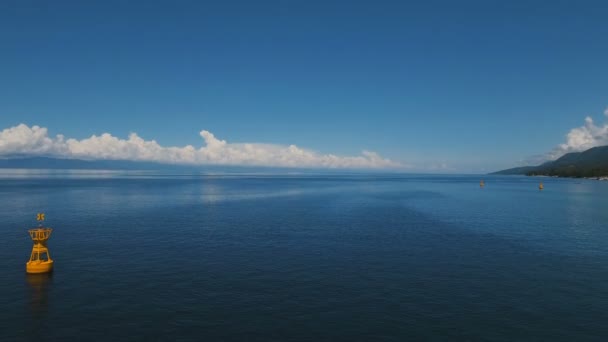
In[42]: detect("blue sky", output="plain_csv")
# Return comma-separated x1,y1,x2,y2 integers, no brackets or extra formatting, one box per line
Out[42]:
1,0,608,172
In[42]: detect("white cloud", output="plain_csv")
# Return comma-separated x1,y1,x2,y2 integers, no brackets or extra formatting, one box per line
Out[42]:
0,124,68,155
532,108,608,163
0,124,401,169
552,116,608,157
513,107,608,166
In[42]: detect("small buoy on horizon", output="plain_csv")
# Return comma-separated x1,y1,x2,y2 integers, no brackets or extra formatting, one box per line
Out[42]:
480,180,485,188
26,213,54,274
539,182,544,190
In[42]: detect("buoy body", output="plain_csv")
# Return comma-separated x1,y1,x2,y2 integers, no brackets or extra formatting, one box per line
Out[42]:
480,180,485,188
539,182,544,190
26,228,53,274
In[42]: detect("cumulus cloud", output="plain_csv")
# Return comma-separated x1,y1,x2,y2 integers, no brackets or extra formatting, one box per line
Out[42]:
0,124,401,169
551,112,608,158
527,107,608,164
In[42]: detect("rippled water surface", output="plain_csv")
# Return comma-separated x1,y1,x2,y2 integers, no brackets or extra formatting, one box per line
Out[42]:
1,171,608,341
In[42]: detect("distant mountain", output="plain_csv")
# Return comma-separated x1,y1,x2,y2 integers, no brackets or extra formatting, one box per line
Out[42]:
0,156,287,173
490,165,539,175
492,145,608,177
0,156,379,174
0,156,199,170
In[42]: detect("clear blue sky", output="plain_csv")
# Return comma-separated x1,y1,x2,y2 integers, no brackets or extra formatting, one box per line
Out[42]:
1,0,607,172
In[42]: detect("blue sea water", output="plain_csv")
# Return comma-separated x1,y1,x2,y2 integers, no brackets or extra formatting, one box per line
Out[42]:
1,171,608,341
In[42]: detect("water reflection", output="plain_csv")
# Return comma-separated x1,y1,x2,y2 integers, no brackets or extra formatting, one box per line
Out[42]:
26,273,52,316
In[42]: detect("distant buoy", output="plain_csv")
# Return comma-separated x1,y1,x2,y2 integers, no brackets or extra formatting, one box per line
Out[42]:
539,182,544,190
26,213,54,274
480,180,485,188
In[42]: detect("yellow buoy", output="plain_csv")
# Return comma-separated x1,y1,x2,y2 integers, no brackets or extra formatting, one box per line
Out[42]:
480,179,485,188
539,182,544,190
26,213,54,274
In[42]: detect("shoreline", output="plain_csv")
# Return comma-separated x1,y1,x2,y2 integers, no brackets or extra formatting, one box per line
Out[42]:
527,174,608,181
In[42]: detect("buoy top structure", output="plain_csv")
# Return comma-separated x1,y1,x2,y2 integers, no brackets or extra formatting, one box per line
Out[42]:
539,182,544,190
480,179,485,188
26,213,54,274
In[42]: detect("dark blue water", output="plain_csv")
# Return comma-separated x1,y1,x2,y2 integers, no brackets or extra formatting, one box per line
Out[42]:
2,171,608,341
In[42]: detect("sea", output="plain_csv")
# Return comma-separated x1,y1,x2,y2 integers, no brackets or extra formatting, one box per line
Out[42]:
1,170,608,341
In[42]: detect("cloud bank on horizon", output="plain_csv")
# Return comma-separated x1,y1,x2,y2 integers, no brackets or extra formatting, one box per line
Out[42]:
0,124,401,169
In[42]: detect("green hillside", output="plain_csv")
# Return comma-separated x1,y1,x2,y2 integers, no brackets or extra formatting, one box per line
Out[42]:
493,145,608,178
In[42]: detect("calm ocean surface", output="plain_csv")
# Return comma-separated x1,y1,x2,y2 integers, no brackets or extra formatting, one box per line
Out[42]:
1,171,608,341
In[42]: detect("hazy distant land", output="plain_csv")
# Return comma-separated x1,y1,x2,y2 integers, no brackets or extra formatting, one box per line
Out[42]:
0,156,384,174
